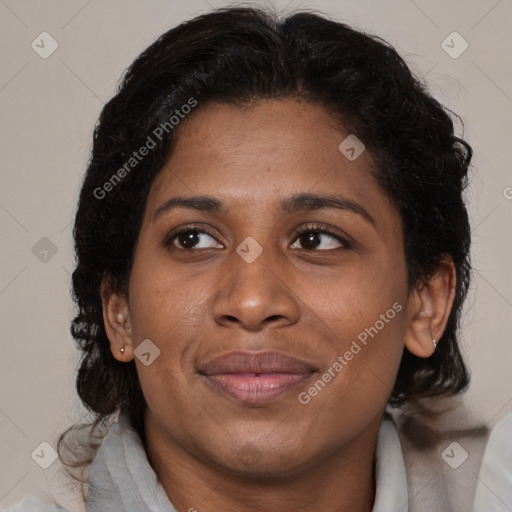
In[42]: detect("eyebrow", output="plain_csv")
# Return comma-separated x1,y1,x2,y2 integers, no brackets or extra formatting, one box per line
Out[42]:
153,193,375,225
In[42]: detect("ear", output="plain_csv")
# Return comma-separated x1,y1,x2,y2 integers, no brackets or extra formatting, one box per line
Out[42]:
100,277,134,362
404,257,456,358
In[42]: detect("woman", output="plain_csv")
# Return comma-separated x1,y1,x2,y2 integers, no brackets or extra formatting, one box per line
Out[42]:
5,5,510,512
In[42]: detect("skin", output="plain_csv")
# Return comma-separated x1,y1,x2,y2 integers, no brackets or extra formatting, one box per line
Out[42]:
102,98,455,512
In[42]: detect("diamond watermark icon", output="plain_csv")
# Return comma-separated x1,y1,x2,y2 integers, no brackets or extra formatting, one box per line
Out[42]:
236,236,263,264
31,32,59,59
134,338,161,366
441,441,468,469
441,32,468,59
338,134,365,161
237,442,263,467
31,442,58,469
32,237,58,263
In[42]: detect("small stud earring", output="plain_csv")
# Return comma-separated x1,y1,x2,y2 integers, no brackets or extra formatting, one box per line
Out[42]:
433,339,437,349
120,347,125,354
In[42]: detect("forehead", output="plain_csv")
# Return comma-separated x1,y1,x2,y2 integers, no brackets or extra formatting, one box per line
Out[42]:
147,99,396,226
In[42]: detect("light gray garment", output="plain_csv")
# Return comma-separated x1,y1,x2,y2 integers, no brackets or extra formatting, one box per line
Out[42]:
3,411,509,511
473,414,512,511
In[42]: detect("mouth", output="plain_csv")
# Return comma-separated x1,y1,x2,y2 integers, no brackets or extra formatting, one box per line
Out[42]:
199,350,318,405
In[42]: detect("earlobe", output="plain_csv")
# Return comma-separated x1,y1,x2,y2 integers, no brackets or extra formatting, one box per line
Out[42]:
100,278,134,362
403,258,456,358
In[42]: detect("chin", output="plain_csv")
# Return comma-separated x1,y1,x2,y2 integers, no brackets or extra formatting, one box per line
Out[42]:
206,440,318,480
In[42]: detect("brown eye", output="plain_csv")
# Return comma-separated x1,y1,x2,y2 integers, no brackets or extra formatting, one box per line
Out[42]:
290,226,350,251
165,227,222,250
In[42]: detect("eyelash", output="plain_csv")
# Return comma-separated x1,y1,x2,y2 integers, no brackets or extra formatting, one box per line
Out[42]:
164,223,352,251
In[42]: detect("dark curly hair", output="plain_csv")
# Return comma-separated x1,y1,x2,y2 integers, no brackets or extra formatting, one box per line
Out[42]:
63,5,472,460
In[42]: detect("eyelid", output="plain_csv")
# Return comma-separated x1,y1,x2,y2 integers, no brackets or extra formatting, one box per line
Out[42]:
293,222,352,249
163,223,222,248
164,222,353,251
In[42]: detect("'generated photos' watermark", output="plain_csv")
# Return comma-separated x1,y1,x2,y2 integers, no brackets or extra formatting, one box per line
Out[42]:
298,302,402,404
94,97,198,200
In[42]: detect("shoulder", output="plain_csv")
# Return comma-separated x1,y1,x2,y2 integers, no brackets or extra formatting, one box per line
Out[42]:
388,400,492,512
473,413,512,511
1,496,70,512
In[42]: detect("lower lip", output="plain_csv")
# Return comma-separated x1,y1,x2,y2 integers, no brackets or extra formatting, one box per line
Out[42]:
203,372,314,404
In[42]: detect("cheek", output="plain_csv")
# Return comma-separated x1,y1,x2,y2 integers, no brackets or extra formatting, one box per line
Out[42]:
127,251,218,393
308,293,406,397
298,297,406,444
300,260,407,403
126,267,202,418
128,248,202,339
305,251,407,341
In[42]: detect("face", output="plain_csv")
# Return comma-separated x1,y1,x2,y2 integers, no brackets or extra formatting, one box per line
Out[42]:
107,98,429,477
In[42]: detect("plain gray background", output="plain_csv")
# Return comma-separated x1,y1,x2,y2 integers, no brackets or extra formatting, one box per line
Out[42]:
1,0,511,510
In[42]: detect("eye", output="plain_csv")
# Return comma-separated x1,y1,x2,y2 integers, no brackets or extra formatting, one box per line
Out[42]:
164,223,350,252
290,224,350,251
164,226,223,250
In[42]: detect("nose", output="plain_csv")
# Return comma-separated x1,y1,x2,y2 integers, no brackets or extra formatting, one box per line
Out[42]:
212,244,301,332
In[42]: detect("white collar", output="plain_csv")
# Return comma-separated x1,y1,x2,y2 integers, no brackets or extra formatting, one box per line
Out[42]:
373,413,409,511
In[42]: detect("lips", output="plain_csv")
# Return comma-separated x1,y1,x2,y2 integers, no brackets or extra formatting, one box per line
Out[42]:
199,350,318,404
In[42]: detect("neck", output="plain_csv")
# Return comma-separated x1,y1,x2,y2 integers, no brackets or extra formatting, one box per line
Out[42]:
145,414,380,512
